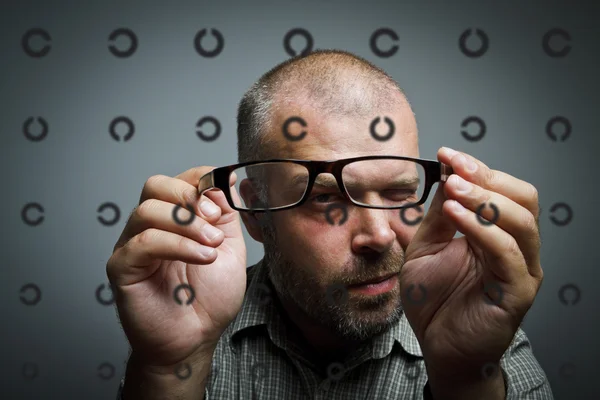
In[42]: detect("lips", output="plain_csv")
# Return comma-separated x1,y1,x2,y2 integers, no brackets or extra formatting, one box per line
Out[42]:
349,272,397,286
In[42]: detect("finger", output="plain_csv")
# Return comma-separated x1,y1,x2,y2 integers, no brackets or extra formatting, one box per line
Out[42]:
107,228,218,286
175,166,239,215
139,173,222,221
437,147,540,220
128,198,225,249
439,147,542,278
444,174,542,277
116,175,222,251
405,177,457,260
176,167,246,246
442,198,527,283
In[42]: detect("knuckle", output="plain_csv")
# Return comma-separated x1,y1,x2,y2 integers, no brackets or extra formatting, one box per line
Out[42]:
528,182,539,202
136,199,158,218
506,235,520,257
486,169,500,188
177,234,192,253
143,174,167,192
178,185,199,210
522,208,538,234
105,255,116,280
137,228,159,245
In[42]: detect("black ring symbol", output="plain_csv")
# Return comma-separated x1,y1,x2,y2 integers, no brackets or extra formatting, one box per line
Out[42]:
23,117,49,142
369,28,399,58
325,203,348,226
369,116,395,142
475,202,500,226
481,362,498,379
96,283,115,305
405,284,427,305
196,116,221,142
20,283,41,306
545,116,571,142
326,283,349,307
174,283,196,305
559,362,576,379
194,28,225,58
283,28,314,57
549,202,572,226
98,362,115,380
326,362,345,381
174,362,192,380
108,28,138,58
483,281,504,306
459,29,489,58
542,28,571,58
172,203,196,226
97,202,121,226
252,282,272,306
22,28,51,58
22,362,38,380
109,116,135,141
400,205,423,226
460,116,486,142
282,116,307,141
404,363,421,379
558,283,581,306
21,202,44,226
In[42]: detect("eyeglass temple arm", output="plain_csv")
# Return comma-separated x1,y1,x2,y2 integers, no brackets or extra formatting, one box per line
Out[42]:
197,171,216,196
440,163,453,182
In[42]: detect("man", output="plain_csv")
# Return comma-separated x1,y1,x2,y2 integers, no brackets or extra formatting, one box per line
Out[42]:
109,49,553,399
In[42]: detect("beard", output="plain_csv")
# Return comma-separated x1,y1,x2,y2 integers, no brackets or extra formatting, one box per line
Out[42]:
260,213,405,343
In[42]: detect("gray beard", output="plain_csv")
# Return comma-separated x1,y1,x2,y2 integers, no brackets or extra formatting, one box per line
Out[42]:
260,216,404,343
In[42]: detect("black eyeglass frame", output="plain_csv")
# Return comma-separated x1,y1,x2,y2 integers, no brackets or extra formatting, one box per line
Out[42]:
198,155,453,213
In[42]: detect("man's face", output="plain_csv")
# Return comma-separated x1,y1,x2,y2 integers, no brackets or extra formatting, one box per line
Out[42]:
254,92,420,342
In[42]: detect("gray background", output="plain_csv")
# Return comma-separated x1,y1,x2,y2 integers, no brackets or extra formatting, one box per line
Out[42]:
1,0,599,398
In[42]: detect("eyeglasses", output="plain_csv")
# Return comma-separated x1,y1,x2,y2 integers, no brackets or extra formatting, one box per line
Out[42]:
198,155,453,213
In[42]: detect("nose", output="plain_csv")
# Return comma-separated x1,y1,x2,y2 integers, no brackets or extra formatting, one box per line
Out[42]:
351,207,396,254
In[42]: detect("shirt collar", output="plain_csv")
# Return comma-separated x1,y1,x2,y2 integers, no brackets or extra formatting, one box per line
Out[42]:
229,257,423,359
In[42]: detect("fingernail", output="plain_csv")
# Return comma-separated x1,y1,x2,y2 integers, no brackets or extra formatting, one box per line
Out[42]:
200,200,219,216
442,147,458,157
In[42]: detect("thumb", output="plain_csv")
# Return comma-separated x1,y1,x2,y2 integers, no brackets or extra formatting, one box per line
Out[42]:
406,167,457,260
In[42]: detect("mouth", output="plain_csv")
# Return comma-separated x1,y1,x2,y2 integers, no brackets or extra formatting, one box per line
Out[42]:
348,272,398,287
347,272,399,296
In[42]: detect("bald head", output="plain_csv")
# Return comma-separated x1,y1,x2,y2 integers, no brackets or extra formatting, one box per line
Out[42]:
237,49,409,163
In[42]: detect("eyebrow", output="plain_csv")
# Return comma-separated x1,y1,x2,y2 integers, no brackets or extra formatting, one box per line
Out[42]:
288,174,420,189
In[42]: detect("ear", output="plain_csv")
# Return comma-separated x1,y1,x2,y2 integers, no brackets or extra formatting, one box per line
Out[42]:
240,211,266,243
239,178,265,243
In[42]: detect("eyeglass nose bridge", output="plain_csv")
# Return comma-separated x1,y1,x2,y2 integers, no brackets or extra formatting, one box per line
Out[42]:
302,160,352,203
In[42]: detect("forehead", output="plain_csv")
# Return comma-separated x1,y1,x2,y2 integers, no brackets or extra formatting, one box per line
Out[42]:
268,96,419,161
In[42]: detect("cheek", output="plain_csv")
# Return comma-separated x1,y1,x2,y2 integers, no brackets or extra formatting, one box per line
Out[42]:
277,218,347,269
391,208,422,245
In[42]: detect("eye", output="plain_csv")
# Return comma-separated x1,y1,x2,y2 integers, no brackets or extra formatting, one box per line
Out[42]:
310,193,343,204
385,189,417,199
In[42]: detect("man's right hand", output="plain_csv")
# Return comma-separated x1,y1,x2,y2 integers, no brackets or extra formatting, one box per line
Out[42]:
106,166,247,373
